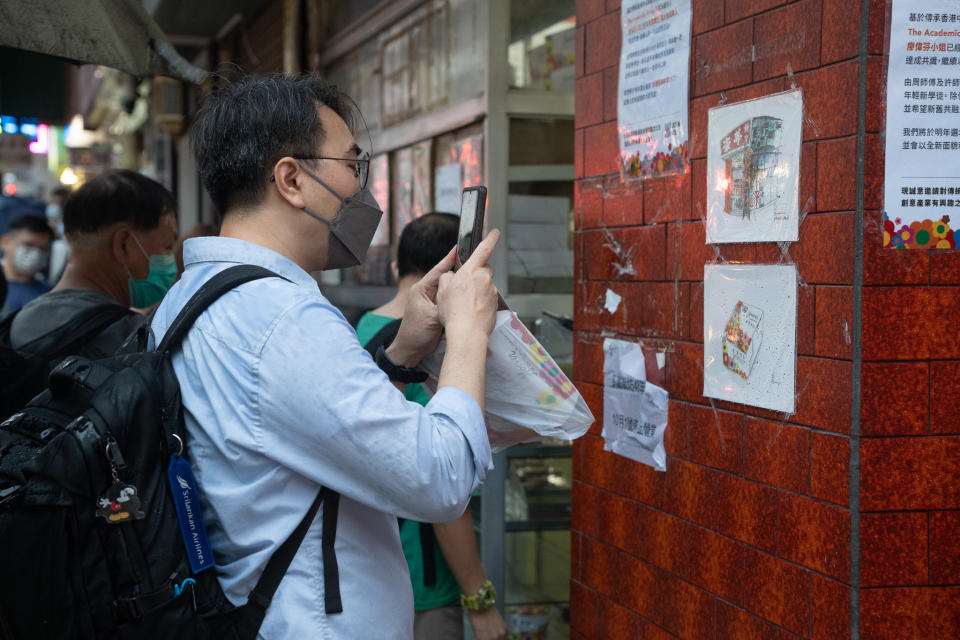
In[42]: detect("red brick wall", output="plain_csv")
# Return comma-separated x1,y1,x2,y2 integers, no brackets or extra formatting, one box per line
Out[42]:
570,0,960,637
857,1,960,638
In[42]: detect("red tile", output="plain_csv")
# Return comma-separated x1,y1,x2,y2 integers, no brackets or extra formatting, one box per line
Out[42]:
577,177,604,229
793,61,859,140
816,137,858,212
603,66,618,123
693,20,754,96
716,601,800,640
799,140,817,215
814,286,853,359
811,432,849,506
664,340,705,404
931,251,960,285
576,281,625,333
744,418,810,494
663,459,718,528
616,553,661,622
601,176,644,227
569,579,597,637
615,447,667,507
605,0,620,13
578,381,603,437
572,481,601,539
790,212,856,285
583,121,619,177
655,573,715,640
686,526,747,604
753,0,822,81
575,71,603,129
572,531,581,581
725,0,786,22
689,94,715,160
643,172,692,224
687,402,744,473
578,433,616,491
692,0,724,34
865,57,885,133
931,361,960,434
863,287,960,360
664,400,690,459
634,506,689,577
576,25,585,79
691,158,707,219
597,491,642,553
863,134,883,211
595,595,642,640
777,493,850,580
741,547,811,637
717,473,778,553
861,437,960,511
573,332,604,385
862,211,930,285
584,12,620,75
861,362,928,436
688,282,704,341
575,129,585,179
790,356,852,434
581,535,620,599
930,511,960,585
821,0,862,63
812,575,850,640
576,0,605,25
866,0,885,55
666,220,713,282
797,284,816,356
861,587,960,639
621,282,690,339
582,225,666,281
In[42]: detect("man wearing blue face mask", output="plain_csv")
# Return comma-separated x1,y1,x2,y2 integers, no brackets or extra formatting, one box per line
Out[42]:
9,170,178,359
1,214,54,315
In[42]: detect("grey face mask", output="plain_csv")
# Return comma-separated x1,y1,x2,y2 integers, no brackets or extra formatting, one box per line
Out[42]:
296,160,383,270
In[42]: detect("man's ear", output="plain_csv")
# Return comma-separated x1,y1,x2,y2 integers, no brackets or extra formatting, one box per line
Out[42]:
271,158,307,209
0,233,11,253
110,225,134,266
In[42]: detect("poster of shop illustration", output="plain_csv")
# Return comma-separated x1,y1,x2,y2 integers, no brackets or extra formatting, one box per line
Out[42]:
703,265,797,413
883,0,960,248
617,0,691,180
706,91,803,243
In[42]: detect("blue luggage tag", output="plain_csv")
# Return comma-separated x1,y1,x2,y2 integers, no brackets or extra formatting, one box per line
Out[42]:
167,455,215,573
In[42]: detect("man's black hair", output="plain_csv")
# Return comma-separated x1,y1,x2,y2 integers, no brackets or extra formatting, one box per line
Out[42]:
63,170,177,235
191,73,357,217
7,214,54,241
397,212,460,278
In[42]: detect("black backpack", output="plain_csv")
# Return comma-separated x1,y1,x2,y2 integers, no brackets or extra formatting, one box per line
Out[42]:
0,303,135,421
0,265,342,639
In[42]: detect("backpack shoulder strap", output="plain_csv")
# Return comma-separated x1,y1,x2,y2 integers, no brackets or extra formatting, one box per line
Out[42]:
362,318,402,357
16,303,134,360
157,265,283,353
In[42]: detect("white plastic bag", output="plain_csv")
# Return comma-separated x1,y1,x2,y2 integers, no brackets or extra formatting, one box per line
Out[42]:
422,310,594,451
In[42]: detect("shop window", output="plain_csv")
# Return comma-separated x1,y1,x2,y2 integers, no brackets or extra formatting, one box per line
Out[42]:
507,118,575,295
508,0,576,92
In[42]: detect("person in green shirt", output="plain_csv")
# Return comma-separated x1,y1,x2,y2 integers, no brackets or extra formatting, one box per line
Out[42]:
356,212,506,640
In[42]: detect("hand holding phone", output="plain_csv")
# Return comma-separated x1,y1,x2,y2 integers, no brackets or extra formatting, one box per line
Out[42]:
457,186,487,267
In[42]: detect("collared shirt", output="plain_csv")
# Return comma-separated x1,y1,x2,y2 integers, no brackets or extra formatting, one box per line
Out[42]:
150,237,492,640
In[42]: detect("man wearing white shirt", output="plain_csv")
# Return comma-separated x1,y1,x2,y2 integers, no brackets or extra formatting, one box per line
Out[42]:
150,74,499,639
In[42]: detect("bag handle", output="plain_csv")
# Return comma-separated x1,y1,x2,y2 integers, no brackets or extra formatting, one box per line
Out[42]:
157,265,283,353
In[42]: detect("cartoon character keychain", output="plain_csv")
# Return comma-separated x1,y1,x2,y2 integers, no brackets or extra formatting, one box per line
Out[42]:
95,440,145,524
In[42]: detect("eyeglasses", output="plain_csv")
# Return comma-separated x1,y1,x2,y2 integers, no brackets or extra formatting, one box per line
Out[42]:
293,151,371,190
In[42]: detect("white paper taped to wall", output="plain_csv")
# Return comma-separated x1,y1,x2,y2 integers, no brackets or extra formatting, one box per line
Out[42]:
602,338,669,471
604,289,622,314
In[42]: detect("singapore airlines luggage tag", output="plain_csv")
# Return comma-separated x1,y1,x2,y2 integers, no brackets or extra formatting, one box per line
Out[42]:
168,455,215,573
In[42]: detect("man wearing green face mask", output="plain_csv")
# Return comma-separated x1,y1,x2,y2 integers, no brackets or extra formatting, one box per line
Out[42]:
9,170,179,360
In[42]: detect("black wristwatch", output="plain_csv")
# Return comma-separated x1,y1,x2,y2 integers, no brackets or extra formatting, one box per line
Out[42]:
374,344,428,383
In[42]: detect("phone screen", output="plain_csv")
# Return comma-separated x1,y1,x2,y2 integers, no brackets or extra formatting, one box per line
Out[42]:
457,189,479,265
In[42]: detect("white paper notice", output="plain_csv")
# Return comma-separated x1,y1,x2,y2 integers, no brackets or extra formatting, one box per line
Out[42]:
617,0,691,181
703,264,797,413
706,90,803,243
604,289,622,314
434,163,463,215
602,338,668,471
883,0,960,249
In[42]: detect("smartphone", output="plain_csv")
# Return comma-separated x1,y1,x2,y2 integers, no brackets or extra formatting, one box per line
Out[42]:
457,186,487,266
